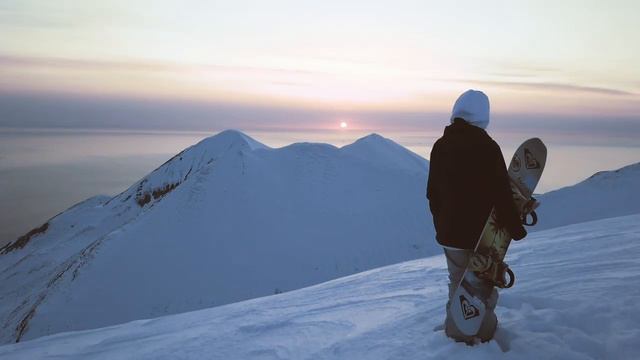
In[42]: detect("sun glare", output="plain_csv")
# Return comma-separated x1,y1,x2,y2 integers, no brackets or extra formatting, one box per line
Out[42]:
340,121,348,129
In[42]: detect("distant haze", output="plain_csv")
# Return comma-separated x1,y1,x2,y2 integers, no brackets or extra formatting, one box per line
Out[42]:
1,92,639,148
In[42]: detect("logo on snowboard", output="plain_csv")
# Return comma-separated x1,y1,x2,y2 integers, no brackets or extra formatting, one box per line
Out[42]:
459,295,480,320
524,148,540,169
511,155,521,172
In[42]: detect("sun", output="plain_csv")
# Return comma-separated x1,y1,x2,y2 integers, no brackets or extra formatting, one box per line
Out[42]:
340,121,348,129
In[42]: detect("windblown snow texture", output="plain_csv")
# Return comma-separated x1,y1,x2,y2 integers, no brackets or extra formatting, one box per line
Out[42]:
0,130,433,344
1,214,639,359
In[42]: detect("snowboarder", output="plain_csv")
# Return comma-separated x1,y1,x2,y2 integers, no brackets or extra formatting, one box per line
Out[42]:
426,89,528,343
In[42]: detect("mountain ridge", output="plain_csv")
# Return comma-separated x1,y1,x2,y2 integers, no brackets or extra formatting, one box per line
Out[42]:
0,130,434,344
1,130,638,345
536,161,640,230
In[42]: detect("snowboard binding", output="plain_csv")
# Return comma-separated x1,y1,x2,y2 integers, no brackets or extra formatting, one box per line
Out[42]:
522,197,539,223
469,253,515,289
523,210,537,226
511,181,540,227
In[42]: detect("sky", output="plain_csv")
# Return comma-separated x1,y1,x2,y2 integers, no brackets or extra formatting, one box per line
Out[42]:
0,0,639,135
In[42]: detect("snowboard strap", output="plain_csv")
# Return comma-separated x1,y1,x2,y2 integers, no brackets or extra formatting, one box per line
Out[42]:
503,267,515,288
475,260,516,289
523,210,538,226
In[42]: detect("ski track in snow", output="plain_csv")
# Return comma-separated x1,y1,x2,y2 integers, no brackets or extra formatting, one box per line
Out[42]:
1,214,639,360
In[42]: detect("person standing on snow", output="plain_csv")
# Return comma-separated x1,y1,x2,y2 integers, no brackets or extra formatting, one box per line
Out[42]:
426,89,527,343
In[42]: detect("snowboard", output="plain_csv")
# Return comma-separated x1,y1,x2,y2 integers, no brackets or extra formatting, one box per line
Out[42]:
450,138,547,337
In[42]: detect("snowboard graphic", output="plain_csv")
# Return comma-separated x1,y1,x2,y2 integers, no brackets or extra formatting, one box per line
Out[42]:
450,138,547,337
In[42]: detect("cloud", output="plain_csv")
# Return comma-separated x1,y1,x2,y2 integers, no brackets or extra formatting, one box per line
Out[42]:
450,62,636,97
490,63,561,76
0,54,325,77
469,79,635,96
0,91,446,132
268,81,310,88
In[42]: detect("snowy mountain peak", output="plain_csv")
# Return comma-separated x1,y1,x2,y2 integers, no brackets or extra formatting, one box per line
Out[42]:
198,129,268,152
356,132,386,142
342,133,427,172
350,133,397,148
113,130,267,208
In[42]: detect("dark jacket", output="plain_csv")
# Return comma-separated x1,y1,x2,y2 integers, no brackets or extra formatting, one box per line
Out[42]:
427,120,526,249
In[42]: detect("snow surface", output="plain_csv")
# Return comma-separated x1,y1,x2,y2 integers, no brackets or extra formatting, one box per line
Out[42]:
1,214,639,359
1,129,638,347
0,130,433,344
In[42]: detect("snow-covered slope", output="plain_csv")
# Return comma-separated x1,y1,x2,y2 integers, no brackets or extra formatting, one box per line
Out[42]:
0,130,433,344
536,162,640,230
1,214,638,360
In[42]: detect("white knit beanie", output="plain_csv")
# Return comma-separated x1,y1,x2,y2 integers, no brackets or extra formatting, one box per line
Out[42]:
450,90,490,129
